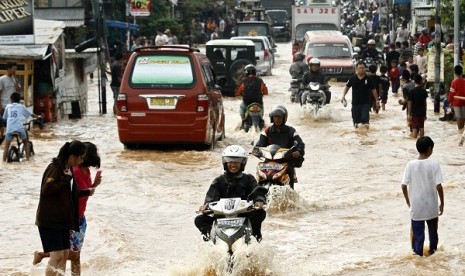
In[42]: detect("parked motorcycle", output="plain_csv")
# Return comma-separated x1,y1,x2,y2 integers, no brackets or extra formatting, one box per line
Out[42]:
203,186,268,272
300,82,327,117
241,103,265,133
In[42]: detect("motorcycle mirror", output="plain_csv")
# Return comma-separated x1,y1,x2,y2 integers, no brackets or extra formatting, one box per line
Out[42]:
247,186,269,201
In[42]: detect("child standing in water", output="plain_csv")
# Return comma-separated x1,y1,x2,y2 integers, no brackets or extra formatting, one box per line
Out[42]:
401,136,444,256
389,59,400,94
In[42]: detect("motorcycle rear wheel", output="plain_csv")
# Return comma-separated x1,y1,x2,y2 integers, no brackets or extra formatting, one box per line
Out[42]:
7,146,20,162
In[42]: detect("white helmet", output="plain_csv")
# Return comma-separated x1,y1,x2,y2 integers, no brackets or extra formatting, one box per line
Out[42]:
222,145,248,171
309,57,320,66
368,39,376,45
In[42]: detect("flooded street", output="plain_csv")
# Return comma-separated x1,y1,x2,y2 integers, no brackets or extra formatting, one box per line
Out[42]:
1,41,465,276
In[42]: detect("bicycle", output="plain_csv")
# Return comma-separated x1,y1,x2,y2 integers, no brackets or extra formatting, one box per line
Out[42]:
7,117,43,163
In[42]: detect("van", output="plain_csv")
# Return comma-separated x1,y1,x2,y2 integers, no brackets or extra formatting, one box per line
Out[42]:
116,45,225,149
301,31,356,80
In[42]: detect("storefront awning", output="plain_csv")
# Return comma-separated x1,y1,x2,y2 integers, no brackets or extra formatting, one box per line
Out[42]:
35,8,85,28
0,19,64,60
89,19,139,31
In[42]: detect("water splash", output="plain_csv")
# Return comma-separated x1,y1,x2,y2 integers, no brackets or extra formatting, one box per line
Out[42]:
169,239,283,276
266,186,312,215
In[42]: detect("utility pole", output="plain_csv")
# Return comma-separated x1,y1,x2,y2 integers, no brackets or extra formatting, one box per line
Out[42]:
434,0,441,113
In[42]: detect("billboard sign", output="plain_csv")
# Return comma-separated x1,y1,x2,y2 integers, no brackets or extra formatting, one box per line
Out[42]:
0,0,34,44
130,0,151,16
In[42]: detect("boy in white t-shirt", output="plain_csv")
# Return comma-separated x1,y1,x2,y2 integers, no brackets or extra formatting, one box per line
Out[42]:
401,136,444,256
2,92,40,162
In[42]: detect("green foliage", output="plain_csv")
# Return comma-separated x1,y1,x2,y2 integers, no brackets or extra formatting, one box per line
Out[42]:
441,0,465,29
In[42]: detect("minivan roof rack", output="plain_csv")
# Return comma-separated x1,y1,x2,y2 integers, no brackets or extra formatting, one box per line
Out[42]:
134,45,199,52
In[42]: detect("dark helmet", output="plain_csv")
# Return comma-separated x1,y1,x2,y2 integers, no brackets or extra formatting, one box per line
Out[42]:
295,52,305,61
244,64,256,76
269,105,288,124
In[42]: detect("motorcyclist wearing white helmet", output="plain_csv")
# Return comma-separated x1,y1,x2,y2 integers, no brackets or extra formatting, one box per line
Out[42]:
254,106,305,189
236,64,268,122
289,52,309,79
195,145,267,242
361,39,381,60
302,58,331,104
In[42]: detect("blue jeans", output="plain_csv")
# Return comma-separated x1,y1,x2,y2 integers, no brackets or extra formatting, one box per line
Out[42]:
411,217,439,256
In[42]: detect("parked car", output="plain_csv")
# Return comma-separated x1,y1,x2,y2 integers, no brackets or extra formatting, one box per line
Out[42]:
116,45,225,149
232,21,275,47
206,39,256,96
301,30,356,81
265,9,291,42
231,36,275,75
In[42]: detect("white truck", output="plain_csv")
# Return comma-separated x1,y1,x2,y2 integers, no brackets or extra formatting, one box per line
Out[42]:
291,4,341,56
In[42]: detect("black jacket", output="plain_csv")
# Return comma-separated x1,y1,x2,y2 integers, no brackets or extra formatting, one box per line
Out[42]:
255,124,305,156
302,70,327,88
289,61,309,79
204,173,266,204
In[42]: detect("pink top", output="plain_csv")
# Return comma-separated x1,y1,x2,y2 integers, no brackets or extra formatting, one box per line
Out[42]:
73,166,92,218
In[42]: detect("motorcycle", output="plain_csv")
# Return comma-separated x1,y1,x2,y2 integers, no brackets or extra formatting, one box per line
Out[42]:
300,82,327,117
241,102,265,133
252,143,299,189
288,78,303,103
203,186,268,272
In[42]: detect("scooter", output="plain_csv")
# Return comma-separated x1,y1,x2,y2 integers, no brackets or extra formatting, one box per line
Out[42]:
300,82,327,117
252,143,298,189
204,186,268,272
241,102,265,133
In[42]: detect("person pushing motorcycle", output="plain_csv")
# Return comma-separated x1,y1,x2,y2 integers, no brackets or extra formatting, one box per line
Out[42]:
254,106,305,189
195,145,267,242
235,64,268,122
302,58,331,104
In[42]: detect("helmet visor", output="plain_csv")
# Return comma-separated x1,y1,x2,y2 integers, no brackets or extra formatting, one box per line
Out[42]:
223,157,245,163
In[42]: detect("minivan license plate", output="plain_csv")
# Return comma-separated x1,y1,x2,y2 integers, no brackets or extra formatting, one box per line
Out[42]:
150,97,175,106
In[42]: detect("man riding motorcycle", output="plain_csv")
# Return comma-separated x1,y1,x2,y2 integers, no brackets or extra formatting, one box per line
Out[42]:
235,64,268,122
254,105,305,189
289,52,309,79
361,39,381,61
194,145,267,242
302,58,331,104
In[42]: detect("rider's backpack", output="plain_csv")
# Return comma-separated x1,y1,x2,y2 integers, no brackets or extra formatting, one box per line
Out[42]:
242,77,263,106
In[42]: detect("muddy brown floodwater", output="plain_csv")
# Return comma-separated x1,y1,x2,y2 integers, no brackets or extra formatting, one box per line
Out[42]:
1,41,465,276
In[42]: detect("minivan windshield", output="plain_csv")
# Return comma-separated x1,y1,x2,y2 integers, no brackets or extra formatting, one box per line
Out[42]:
131,55,194,87
295,24,338,42
267,11,287,22
237,24,270,37
306,43,351,58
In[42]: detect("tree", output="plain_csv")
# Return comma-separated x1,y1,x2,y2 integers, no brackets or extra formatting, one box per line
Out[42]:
441,0,465,29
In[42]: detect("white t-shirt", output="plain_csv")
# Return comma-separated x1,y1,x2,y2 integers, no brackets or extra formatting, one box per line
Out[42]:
416,55,427,74
0,75,18,107
396,27,409,43
2,103,32,134
401,159,443,221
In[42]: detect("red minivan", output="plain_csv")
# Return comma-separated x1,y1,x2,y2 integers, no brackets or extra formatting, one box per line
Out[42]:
116,45,225,149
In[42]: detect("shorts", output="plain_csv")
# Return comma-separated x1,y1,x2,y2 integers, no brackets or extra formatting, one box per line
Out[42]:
411,116,425,129
70,216,87,252
6,128,27,141
453,106,465,119
380,91,388,103
38,226,70,253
